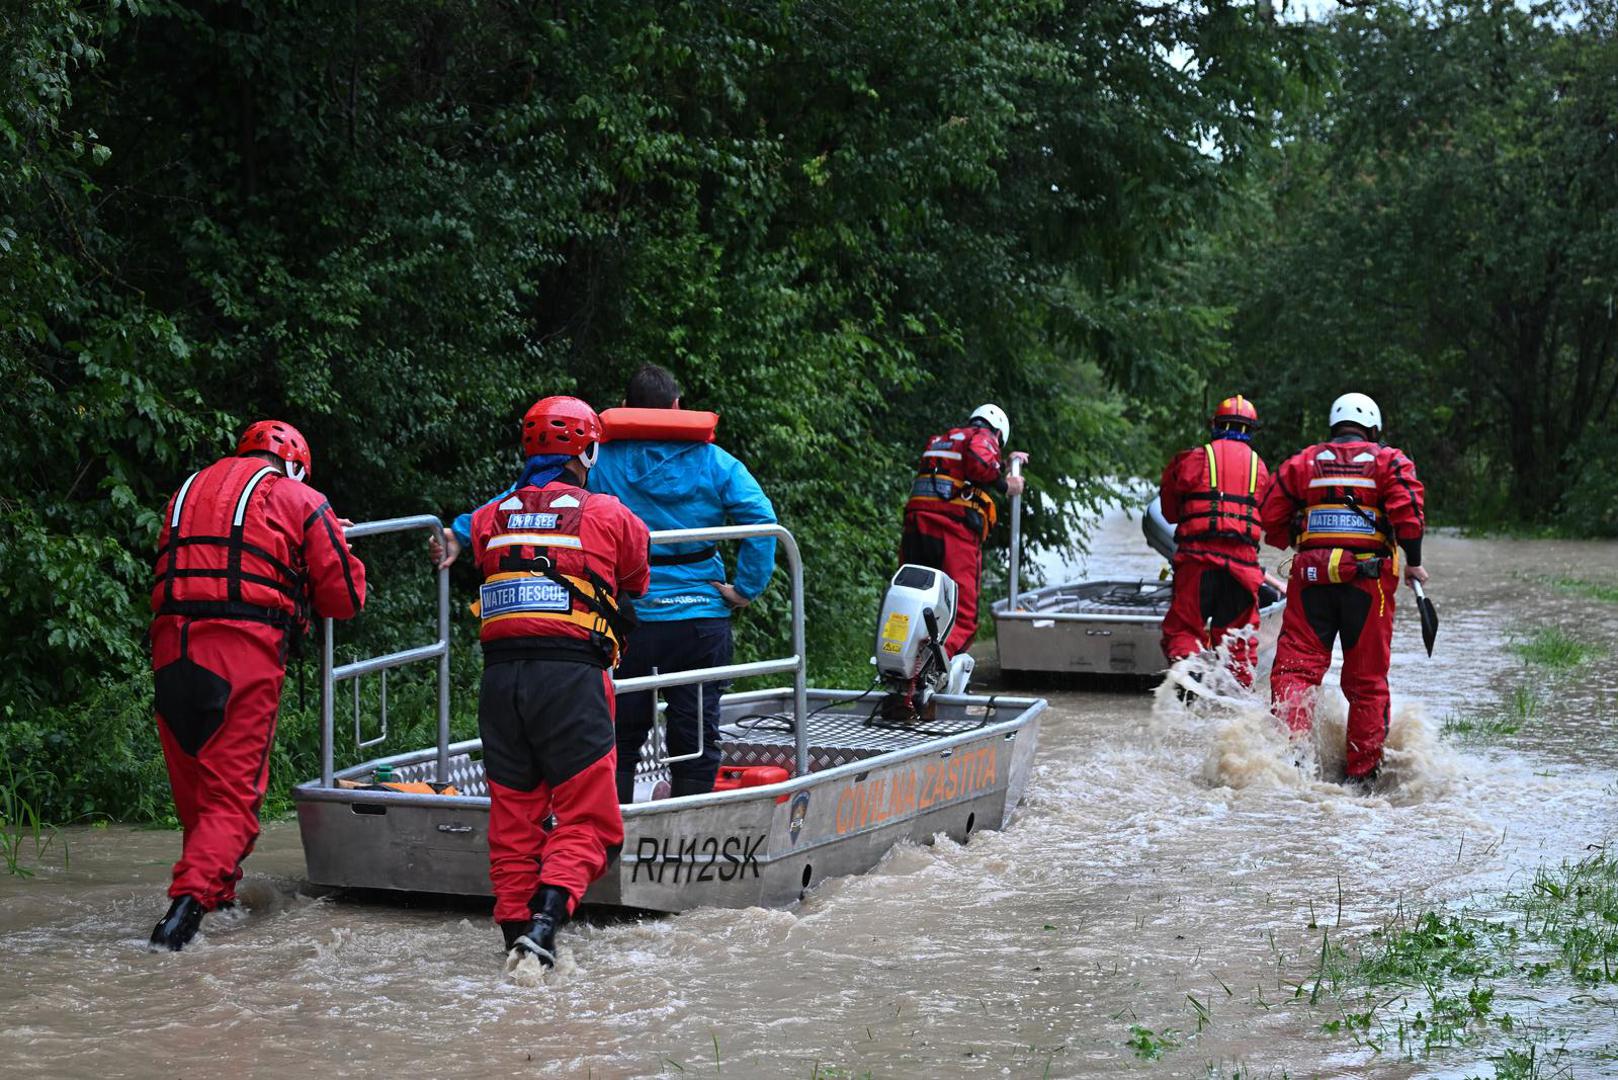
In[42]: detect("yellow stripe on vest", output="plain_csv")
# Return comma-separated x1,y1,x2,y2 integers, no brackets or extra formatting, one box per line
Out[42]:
1204,443,1218,488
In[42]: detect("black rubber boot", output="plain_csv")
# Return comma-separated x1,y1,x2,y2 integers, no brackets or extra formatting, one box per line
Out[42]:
500,885,572,968
149,895,206,952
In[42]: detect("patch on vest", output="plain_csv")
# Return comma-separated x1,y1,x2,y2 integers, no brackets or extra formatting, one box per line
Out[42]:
1306,508,1377,536
507,512,559,530
910,476,956,500
480,578,571,617
499,496,523,510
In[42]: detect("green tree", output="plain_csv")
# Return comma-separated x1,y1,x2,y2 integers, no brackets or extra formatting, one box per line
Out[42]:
1,0,1312,819
1207,0,1618,530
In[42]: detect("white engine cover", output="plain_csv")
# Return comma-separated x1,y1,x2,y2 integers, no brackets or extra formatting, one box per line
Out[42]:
874,564,958,681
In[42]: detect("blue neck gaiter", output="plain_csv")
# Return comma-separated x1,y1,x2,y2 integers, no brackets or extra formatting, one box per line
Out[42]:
517,454,576,488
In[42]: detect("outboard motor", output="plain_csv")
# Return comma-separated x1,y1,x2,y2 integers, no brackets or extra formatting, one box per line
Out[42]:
873,565,975,723
1142,496,1177,563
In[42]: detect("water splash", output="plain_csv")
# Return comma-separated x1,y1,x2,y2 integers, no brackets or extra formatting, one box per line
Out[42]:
504,950,551,987
1153,642,1459,802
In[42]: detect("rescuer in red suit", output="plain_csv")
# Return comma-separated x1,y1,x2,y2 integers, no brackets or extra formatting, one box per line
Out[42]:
1158,395,1271,685
1259,392,1428,785
147,420,366,950
900,403,1026,656
469,396,650,974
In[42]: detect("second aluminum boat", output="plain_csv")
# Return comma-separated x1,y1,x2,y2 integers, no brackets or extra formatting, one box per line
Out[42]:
992,474,1286,678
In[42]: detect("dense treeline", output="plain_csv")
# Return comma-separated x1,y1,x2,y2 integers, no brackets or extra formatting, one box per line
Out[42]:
0,0,1609,821
1,0,1308,819
1195,0,1618,531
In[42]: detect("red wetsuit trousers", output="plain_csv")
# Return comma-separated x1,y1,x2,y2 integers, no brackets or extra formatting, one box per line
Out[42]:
1160,553,1264,685
150,616,286,910
1270,558,1396,778
479,656,625,924
900,509,983,656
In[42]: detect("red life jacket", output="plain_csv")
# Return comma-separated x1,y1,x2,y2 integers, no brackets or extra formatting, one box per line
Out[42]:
1175,440,1263,549
151,456,305,628
1294,443,1396,555
905,425,1001,541
471,484,635,666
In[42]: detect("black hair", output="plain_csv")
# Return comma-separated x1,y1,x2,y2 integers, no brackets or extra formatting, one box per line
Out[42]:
626,364,680,409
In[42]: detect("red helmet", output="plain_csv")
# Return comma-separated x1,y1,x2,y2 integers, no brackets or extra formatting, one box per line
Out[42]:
522,396,603,464
237,419,313,481
1211,395,1258,429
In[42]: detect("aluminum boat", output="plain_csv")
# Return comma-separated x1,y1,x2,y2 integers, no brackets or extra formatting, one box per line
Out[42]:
293,519,1045,912
991,484,1285,678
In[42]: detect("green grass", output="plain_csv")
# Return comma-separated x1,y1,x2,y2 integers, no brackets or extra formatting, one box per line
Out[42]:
1126,1024,1180,1061
1508,627,1604,671
1468,1040,1574,1080
1441,622,1604,745
1358,911,1507,983
1315,848,1618,1071
1441,709,1524,741
1542,575,1618,605
1507,850,1618,986
1442,684,1540,742
0,757,67,876
1310,907,1517,1058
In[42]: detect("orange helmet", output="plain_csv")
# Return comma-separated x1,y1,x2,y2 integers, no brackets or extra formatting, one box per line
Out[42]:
237,420,312,481
522,396,603,465
1211,395,1258,430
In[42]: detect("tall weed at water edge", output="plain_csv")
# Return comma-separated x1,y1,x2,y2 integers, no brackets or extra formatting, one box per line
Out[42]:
0,757,67,876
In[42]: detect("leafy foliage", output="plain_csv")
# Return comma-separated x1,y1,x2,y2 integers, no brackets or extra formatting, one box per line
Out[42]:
1197,0,1618,531
1,0,1307,820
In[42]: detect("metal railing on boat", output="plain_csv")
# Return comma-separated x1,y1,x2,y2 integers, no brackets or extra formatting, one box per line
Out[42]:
319,519,811,789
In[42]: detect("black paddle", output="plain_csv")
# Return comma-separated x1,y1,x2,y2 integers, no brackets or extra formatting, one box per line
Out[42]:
1410,579,1439,656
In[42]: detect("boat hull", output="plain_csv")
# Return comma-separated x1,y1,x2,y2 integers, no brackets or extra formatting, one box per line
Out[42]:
293,690,1044,912
992,579,1285,677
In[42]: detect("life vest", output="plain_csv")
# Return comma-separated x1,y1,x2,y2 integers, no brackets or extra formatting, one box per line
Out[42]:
599,407,723,567
1295,444,1395,554
905,426,1000,541
151,456,305,629
1175,440,1262,549
599,408,718,444
471,485,634,666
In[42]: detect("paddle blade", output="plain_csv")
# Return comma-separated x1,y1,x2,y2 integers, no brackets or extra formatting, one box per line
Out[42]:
1414,587,1438,656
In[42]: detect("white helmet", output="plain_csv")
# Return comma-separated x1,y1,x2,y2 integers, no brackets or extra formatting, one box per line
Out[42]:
970,403,1010,445
1328,392,1382,436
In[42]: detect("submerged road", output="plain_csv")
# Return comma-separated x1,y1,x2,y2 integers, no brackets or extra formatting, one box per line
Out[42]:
2,512,1616,1078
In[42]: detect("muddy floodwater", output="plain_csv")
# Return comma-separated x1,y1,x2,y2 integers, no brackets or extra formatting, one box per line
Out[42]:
3,512,1617,1078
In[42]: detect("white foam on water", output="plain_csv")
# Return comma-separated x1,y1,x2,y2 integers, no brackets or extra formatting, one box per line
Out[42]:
503,949,551,987
1151,644,1462,805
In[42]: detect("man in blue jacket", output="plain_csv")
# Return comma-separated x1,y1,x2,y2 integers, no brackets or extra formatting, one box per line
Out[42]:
429,365,776,801
595,364,777,800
